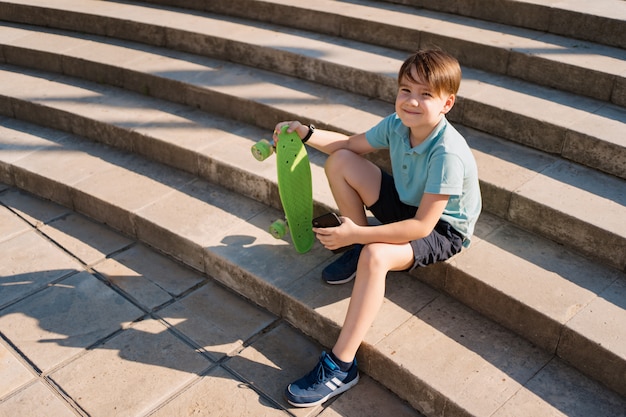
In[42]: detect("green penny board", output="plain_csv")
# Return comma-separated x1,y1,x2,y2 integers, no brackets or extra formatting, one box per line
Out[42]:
251,126,314,254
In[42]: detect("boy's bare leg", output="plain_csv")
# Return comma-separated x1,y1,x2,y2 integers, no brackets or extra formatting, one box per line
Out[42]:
325,149,381,226
324,149,415,362
332,242,414,362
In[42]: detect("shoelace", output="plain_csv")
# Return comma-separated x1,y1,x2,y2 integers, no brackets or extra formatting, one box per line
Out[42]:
315,361,328,384
306,356,335,386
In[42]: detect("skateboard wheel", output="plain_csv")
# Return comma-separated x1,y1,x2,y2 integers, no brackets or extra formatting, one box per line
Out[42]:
251,139,274,161
270,219,288,239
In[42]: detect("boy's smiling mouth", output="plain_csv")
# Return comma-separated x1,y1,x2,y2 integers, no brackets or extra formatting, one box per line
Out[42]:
402,108,422,115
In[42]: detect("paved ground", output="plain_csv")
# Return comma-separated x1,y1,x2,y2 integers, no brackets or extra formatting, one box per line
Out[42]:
0,185,423,417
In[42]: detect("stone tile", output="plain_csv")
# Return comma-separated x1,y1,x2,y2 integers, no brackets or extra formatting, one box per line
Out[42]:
374,296,550,417
148,366,289,417
492,359,626,417
283,261,353,348
156,281,276,361
207,207,331,291
71,153,195,233
369,272,440,346
95,244,204,310
9,135,119,208
50,318,212,417
419,212,505,292
564,104,626,179
225,322,323,417
46,86,175,134
0,230,82,308
136,178,268,271
130,107,235,167
470,211,505,245
320,375,424,417
9,133,113,190
461,126,556,218
511,39,616,102
448,224,620,351
286,267,439,349
41,213,133,266
196,123,294,207
0,271,144,372
511,160,626,270
0,188,70,228
68,31,165,70
0,203,30,243
4,25,88,56
0,381,76,417
0,117,69,166
460,73,599,153
558,277,626,397
0,342,34,399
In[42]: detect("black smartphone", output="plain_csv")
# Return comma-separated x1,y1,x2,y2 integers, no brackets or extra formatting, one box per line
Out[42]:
312,213,354,254
312,212,342,228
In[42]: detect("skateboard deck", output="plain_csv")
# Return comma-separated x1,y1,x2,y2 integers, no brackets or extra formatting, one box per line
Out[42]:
251,126,315,254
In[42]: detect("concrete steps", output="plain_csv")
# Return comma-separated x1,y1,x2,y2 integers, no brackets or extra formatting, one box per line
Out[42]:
0,0,625,415
377,0,626,50
2,114,626,416
0,23,623,270
1,0,625,182
127,0,626,104
1,64,625,414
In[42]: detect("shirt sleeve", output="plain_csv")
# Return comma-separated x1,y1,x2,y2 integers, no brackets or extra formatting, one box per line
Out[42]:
365,114,395,149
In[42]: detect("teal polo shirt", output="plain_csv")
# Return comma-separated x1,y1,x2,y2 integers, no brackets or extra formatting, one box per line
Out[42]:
365,114,482,247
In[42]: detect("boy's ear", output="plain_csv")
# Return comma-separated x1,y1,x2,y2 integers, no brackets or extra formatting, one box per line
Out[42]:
441,94,456,114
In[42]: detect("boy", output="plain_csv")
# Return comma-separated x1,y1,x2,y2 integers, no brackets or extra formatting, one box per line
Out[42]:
273,49,482,407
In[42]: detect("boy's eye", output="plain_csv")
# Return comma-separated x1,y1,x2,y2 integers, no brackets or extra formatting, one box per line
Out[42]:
422,91,433,97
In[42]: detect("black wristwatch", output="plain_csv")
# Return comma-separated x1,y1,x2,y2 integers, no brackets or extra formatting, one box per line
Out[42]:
302,124,315,143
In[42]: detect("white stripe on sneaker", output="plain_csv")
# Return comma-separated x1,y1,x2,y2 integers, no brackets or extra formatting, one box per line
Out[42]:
325,377,344,391
287,374,360,408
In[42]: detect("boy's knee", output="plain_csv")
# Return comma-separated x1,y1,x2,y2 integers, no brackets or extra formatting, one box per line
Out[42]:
359,242,414,274
359,243,391,270
325,149,356,175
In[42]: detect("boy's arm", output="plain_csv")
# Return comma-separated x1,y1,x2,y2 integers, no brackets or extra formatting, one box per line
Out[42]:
316,193,450,250
274,121,375,155
317,193,448,248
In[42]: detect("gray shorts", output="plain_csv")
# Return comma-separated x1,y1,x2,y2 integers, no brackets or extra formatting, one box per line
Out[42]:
366,170,463,270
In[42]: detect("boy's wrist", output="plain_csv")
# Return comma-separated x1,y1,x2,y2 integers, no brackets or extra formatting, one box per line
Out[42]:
302,124,315,143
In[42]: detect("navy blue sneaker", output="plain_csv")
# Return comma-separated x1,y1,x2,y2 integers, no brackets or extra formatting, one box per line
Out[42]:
322,244,363,284
285,352,359,407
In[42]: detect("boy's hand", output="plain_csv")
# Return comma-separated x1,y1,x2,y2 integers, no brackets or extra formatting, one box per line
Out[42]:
313,216,357,251
273,121,306,144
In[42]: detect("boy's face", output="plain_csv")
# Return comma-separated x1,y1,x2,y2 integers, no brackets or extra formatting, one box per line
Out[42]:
395,67,455,136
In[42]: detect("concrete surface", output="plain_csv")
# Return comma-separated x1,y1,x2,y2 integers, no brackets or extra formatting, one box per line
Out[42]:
0,185,424,417
0,0,624,415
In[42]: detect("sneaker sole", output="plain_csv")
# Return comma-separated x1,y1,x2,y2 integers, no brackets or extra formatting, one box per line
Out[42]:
286,373,360,408
324,271,356,285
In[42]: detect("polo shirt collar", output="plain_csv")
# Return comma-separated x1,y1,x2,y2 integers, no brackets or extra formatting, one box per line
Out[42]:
403,117,448,154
